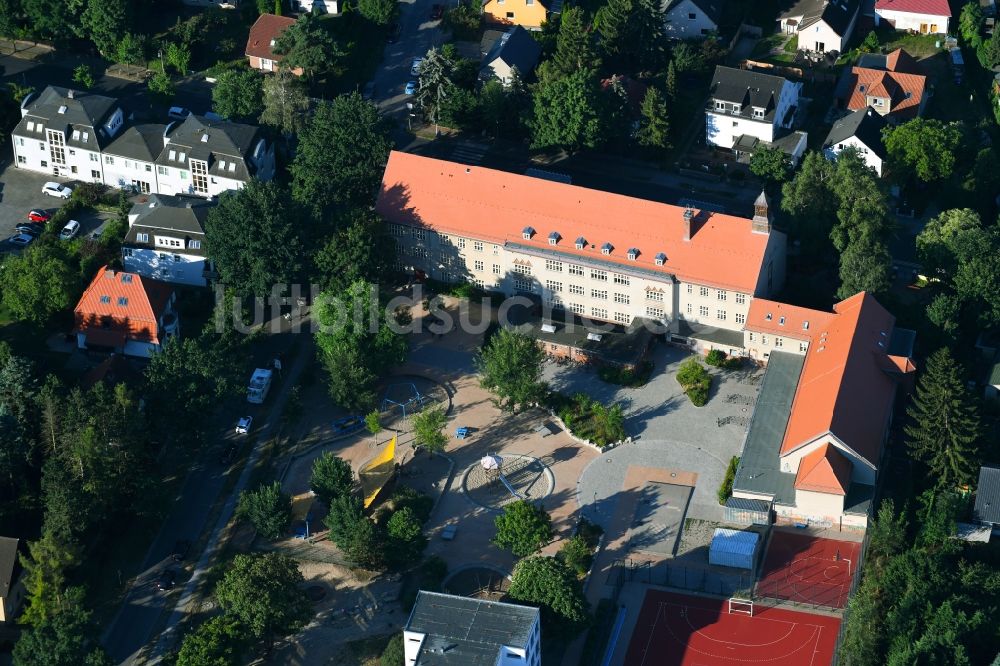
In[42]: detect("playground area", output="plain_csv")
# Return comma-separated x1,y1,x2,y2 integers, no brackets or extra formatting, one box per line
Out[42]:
622,589,840,666
756,531,860,609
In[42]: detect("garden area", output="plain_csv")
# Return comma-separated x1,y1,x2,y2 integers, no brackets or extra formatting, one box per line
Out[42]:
546,392,626,448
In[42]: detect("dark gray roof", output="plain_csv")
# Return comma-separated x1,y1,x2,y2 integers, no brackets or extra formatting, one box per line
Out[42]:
105,123,168,162
844,483,874,516
482,26,542,77
732,351,806,505
779,0,860,35
0,537,19,599
974,466,1000,526
823,107,888,159
663,0,724,22
676,319,745,348
15,86,120,149
709,67,790,123
124,194,213,256
406,591,539,666
156,115,263,181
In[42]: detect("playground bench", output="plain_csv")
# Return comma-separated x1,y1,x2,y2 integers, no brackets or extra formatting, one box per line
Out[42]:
455,427,470,439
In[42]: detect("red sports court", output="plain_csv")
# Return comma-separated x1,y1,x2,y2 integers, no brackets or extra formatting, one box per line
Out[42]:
623,590,840,666
756,531,860,609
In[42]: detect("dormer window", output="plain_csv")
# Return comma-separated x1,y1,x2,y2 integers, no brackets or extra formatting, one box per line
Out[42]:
57,105,67,114
228,162,236,172
82,132,88,143
100,295,111,304
522,226,535,240
178,152,187,161
753,108,764,118
627,248,639,260
72,130,80,140
218,160,227,170
601,242,613,255
859,85,866,93
168,150,176,161
121,274,133,283
200,134,209,143
765,313,773,321
575,236,586,249
117,297,128,306
548,231,560,245
654,252,666,266
803,321,809,330
26,121,34,131
779,316,785,325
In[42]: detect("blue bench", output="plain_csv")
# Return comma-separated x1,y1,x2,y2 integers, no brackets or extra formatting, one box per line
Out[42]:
455,427,470,439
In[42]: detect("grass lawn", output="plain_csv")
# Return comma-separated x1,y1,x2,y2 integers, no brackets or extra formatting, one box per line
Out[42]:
319,11,388,96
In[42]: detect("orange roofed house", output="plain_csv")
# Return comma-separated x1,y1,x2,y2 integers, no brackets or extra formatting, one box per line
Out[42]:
245,14,303,75
73,267,179,358
731,293,916,529
482,0,553,30
844,48,926,121
376,151,787,363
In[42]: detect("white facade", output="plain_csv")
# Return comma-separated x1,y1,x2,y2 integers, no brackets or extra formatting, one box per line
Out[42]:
705,81,801,148
824,135,884,176
663,0,718,38
796,18,855,52
295,0,339,12
103,155,157,193
875,8,949,33
12,105,123,181
123,247,208,287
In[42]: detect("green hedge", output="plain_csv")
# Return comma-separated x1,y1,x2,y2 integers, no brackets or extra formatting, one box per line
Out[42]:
717,456,739,505
677,357,712,406
598,361,653,387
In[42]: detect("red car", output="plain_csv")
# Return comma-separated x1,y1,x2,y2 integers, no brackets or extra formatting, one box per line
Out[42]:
27,209,51,223
431,4,444,19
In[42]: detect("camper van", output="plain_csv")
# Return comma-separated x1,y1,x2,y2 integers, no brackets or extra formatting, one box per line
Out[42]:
247,368,273,404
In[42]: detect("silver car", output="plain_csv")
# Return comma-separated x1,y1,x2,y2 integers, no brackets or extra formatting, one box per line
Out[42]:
42,181,72,199
235,416,253,434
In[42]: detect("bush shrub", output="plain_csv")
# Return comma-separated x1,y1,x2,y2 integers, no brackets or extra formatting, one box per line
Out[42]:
705,349,726,367
717,456,739,504
676,357,712,406
381,633,405,666
443,3,481,41
598,361,653,387
558,535,594,577
547,392,626,447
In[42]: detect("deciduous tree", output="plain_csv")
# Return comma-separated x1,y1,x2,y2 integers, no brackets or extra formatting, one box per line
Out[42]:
82,0,128,57
475,328,547,412
272,13,342,79
176,616,247,666
836,237,892,299
237,481,292,540
960,1,983,47
386,506,427,562
215,553,312,642
493,500,553,556
314,209,394,292
916,208,983,277
164,41,191,75
1,241,80,325
530,67,608,151
883,118,962,183
211,69,264,121
508,556,588,632
358,0,397,25
412,405,448,453
749,145,790,183
12,592,110,666
260,67,310,135
310,452,354,506
905,347,981,488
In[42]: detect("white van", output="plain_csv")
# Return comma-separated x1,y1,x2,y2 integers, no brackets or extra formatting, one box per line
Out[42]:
59,220,80,240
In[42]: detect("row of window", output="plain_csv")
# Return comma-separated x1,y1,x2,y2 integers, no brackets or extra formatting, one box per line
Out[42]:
133,232,201,250
685,284,746,303
747,332,809,352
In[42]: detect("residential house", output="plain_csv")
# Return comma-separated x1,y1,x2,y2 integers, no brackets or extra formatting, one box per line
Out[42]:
480,26,542,85
123,194,215,287
705,66,808,164
974,466,1000,534
376,151,787,358
875,0,950,33
482,0,551,30
294,0,339,13
11,86,124,181
823,106,888,175
155,114,275,198
778,0,861,53
844,48,926,121
731,293,916,529
103,123,168,194
73,267,180,358
246,13,302,74
0,538,24,624
403,591,541,666
662,0,724,38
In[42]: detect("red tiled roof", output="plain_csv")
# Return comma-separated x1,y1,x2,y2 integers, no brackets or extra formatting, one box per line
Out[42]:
875,0,951,17
74,267,172,345
745,299,836,340
885,48,919,74
847,67,925,119
245,14,296,61
794,443,852,495
780,292,901,466
375,151,774,293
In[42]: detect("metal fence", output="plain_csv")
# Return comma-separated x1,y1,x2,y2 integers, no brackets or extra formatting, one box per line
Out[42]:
831,529,871,666
611,559,755,600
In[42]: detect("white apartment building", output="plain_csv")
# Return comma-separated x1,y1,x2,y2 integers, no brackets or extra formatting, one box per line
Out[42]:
12,86,124,182
705,66,802,149
779,0,861,53
822,106,888,176
122,194,215,287
403,592,541,666
11,87,274,199
376,152,787,356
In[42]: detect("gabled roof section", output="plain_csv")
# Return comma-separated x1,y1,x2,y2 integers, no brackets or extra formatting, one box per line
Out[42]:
885,48,920,73
482,26,542,75
746,298,836,340
794,443,852,495
157,115,261,180
663,0,724,22
974,466,1000,525
104,123,168,161
847,66,925,118
874,0,951,16
823,106,889,159
246,13,297,60
709,66,789,122
780,0,860,35
74,267,173,345
376,151,773,292
128,194,213,234
15,86,119,149
780,292,903,466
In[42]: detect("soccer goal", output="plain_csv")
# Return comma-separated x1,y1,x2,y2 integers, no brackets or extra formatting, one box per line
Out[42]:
728,597,754,617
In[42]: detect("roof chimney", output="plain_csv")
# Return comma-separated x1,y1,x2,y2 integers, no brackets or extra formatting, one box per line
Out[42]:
682,207,694,242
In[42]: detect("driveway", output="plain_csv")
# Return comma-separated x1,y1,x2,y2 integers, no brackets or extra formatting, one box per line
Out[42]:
0,156,77,252
371,0,448,127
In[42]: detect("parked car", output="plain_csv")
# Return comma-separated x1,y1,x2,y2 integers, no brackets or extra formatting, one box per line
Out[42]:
431,3,444,19
405,80,418,95
235,416,253,434
27,209,51,223
171,539,191,562
42,182,72,199
156,569,177,591
7,233,34,247
386,22,401,43
168,106,190,121
15,225,41,237
59,220,80,240
410,58,423,76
